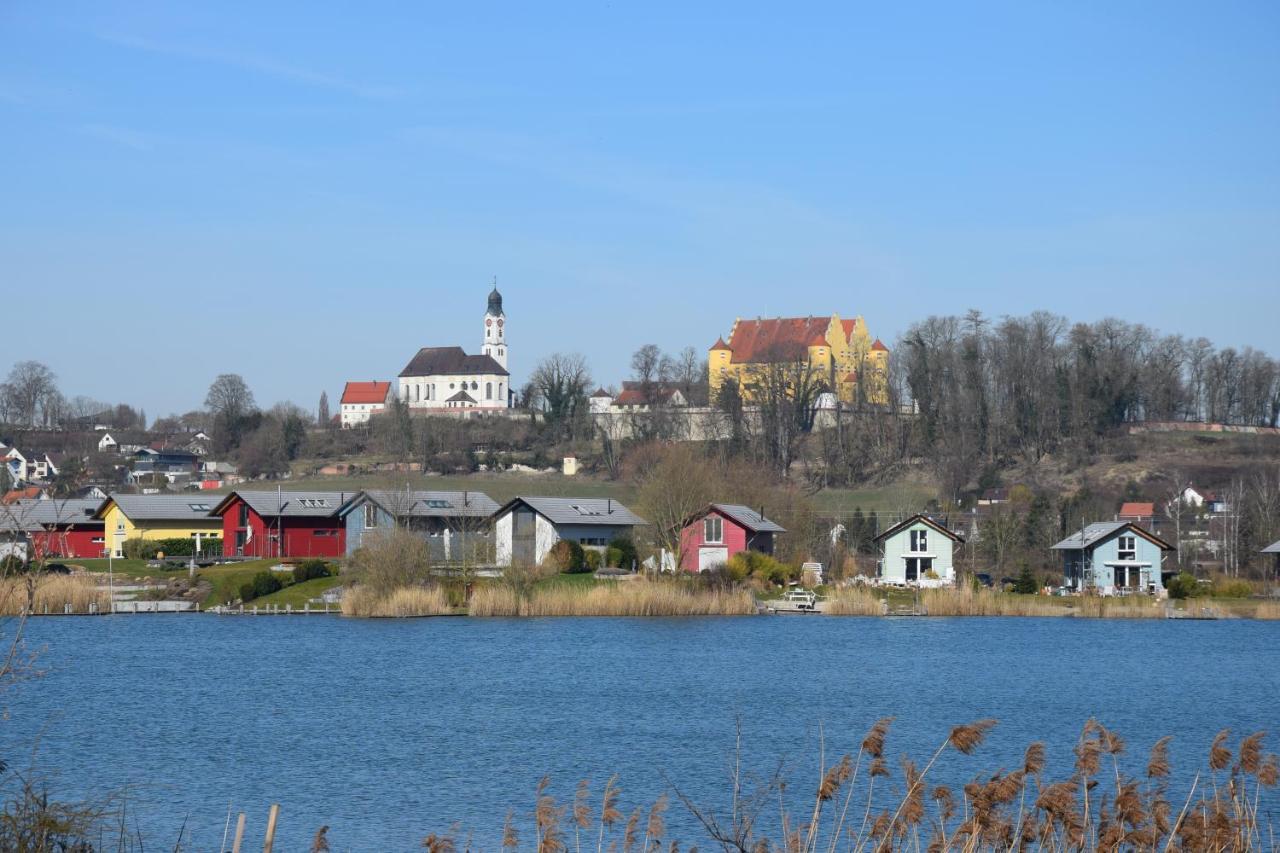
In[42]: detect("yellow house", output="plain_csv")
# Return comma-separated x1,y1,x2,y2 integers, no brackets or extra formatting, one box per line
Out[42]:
709,314,889,405
93,494,224,558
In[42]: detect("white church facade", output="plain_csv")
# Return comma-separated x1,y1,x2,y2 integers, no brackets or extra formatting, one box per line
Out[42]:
397,285,512,411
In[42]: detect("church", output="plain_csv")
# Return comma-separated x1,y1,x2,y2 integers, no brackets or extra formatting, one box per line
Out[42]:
397,285,512,411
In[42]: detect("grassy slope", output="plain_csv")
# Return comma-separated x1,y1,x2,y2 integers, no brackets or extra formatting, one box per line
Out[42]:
246,575,342,609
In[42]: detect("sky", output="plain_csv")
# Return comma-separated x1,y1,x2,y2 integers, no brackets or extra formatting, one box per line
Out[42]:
1,1,1278,418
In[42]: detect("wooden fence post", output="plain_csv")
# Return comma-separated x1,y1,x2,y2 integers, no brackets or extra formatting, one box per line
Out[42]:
231,813,246,853
263,803,280,852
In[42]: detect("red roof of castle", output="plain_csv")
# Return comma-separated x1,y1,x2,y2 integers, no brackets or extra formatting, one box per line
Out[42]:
711,337,730,350
341,381,391,405
841,318,859,336
726,317,832,363
871,338,889,352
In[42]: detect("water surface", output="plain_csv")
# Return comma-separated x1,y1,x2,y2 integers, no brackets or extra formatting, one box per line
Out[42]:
3,616,1276,850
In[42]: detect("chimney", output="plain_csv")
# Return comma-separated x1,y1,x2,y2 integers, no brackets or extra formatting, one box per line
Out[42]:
608,498,613,515
759,505,765,522
464,490,469,507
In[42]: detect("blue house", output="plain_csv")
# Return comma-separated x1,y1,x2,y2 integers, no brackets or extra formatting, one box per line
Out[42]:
337,489,499,565
874,514,964,587
1051,522,1173,595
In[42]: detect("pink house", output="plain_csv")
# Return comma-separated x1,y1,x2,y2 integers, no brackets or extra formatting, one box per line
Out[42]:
678,504,785,572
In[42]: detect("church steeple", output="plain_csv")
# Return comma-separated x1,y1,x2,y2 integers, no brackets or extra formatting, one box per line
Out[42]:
482,277,508,371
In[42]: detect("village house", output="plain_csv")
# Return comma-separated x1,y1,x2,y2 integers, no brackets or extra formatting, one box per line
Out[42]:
339,381,393,428
875,514,965,587
1117,502,1157,527
129,448,200,484
211,490,349,559
676,504,785,572
1051,522,1173,595
398,286,511,412
8,498,105,559
708,313,890,406
93,494,224,558
493,496,647,567
338,489,499,563
1180,486,1229,514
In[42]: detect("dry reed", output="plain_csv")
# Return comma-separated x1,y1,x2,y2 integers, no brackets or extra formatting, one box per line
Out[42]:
340,584,451,618
0,574,110,615
468,580,754,617
433,720,1280,853
823,587,885,615
1254,600,1280,620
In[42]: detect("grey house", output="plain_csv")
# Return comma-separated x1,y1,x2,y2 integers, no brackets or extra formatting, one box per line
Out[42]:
338,490,499,564
1051,522,1173,595
494,497,647,567
1262,539,1280,578
874,514,964,586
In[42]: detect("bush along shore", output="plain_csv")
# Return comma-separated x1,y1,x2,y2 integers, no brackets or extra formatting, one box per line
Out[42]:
11,719,1276,851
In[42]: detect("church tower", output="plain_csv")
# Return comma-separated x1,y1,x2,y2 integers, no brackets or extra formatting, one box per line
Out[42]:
482,281,508,371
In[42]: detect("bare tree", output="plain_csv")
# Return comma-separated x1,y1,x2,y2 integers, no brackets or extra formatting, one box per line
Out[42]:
318,390,331,428
529,352,592,440
205,373,256,420
1,361,59,428
636,444,720,572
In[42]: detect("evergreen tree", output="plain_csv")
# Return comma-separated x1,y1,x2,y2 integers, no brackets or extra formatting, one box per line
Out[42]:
318,391,330,427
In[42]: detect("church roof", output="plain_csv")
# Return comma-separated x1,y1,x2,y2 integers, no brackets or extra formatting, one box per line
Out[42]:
399,346,508,378
725,316,832,363
446,390,477,404
487,285,503,315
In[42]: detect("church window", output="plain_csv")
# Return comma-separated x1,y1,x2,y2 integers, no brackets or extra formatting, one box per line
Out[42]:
471,381,479,390
486,382,493,399
414,384,420,402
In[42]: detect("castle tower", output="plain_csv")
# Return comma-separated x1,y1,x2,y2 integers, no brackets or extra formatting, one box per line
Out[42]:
482,280,508,370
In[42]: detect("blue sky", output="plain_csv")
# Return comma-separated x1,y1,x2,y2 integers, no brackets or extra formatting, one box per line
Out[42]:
2,2,1278,417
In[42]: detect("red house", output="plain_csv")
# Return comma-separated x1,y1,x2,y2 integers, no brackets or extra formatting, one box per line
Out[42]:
678,504,785,572
211,490,348,559
10,498,106,559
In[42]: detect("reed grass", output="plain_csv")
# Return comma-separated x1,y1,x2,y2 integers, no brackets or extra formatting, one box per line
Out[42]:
921,585,1072,617
411,718,1280,853
823,587,886,615
1071,594,1165,619
469,579,755,617
339,584,451,618
1254,600,1280,620
0,574,111,615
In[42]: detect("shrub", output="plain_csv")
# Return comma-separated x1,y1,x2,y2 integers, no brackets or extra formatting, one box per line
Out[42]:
1166,571,1202,600
1012,565,1039,594
583,550,602,571
122,538,160,560
606,537,637,570
724,551,798,586
238,570,283,603
346,528,432,595
1212,578,1254,599
293,559,331,584
547,539,586,572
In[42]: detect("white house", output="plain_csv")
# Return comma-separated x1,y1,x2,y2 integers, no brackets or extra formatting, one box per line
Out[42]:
340,381,393,427
875,514,965,587
493,496,647,567
398,287,511,411
97,433,118,453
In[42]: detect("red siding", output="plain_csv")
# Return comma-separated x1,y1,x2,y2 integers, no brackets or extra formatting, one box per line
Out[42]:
32,526,106,559
678,509,749,572
218,496,345,558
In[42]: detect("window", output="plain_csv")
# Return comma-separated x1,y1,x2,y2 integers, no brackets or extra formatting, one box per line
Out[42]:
188,503,210,512
1118,535,1136,561
910,529,928,552
414,384,420,402
704,515,723,543
486,382,493,400
578,537,607,546
426,499,450,509
238,505,249,527
363,504,378,529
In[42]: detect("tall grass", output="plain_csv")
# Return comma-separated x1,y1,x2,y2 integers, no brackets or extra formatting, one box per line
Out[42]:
1071,594,1165,619
413,718,1280,853
1254,600,1280,620
340,584,451,618
0,574,111,615
823,586,886,615
921,585,1071,617
469,580,755,617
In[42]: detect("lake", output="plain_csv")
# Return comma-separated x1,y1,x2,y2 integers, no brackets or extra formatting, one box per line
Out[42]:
3,615,1277,851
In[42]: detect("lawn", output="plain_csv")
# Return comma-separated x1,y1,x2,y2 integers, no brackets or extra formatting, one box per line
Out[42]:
245,575,343,610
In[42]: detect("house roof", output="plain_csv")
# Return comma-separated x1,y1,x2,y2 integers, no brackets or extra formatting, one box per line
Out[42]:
699,504,786,534
210,490,350,518
1051,522,1173,551
590,388,612,398
341,381,391,405
5,499,103,527
874,514,965,544
726,317,833,363
613,382,685,407
498,496,647,527
1261,539,1280,554
344,489,499,519
94,494,224,522
1119,502,1155,517
399,346,508,378
2,487,44,504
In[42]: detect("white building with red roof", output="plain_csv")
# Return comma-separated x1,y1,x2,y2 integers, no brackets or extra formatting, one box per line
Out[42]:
340,381,393,428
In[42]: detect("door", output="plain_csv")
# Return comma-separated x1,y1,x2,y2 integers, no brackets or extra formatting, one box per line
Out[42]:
235,531,246,556
906,558,919,582
698,546,729,572
512,508,537,565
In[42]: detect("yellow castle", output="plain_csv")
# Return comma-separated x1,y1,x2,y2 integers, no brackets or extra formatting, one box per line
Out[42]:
708,314,889,405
